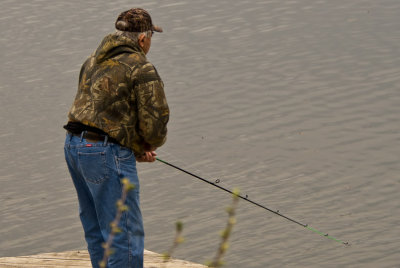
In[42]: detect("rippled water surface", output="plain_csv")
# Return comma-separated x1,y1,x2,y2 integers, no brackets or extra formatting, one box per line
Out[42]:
1,1,399,267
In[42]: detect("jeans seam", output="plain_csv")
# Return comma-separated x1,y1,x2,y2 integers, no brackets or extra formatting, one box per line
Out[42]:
110,144,122,176
127,213,132,265
114,156,121,176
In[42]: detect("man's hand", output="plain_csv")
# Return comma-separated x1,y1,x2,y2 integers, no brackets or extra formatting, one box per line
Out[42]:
136,151,157,162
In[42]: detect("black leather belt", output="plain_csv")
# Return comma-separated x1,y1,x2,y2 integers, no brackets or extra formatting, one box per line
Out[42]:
68,131,119,144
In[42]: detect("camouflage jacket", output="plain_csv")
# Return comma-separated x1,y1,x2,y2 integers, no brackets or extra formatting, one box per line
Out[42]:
67,33,169,156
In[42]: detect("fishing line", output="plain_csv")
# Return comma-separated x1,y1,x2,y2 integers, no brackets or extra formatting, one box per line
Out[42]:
156,157,349,246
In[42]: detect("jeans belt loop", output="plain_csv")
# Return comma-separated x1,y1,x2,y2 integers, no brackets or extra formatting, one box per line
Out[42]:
103,135,108,146
80,131,86,142
68,132,73,142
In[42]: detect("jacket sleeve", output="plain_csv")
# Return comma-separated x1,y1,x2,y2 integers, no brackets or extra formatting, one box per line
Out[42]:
135,62,169,149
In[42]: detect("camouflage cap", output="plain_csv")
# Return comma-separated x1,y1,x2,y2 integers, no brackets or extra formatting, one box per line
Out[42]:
115,8,163,33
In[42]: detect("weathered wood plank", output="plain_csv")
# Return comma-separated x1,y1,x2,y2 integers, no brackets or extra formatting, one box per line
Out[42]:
0,250,207,268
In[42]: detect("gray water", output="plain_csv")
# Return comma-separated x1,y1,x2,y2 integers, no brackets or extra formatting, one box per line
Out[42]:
1,1,399,267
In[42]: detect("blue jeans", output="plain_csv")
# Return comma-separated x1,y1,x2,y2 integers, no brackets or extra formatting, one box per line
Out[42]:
64,132,144,268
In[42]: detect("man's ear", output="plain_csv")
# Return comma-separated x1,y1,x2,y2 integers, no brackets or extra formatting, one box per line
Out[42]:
138,33,146,47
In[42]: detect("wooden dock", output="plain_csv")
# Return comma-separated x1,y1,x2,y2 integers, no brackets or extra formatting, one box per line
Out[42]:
0,249,207,268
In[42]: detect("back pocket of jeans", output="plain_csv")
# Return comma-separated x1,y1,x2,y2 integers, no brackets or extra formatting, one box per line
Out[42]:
78,150,108,184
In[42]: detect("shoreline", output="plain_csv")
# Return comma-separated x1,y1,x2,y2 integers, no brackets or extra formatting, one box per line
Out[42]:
0,249,206,268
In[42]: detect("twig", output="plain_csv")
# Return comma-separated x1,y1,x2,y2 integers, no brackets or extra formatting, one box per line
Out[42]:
99,178,135,268
207,188,240,268
162,221,184,267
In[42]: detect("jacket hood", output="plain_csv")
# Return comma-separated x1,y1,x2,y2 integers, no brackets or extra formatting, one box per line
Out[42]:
94,33,144,63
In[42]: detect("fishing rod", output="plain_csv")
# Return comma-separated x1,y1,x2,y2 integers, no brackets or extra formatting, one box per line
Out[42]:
156,157,349,246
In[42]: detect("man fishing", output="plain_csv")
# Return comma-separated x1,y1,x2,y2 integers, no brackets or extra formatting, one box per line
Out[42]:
63,8,169,268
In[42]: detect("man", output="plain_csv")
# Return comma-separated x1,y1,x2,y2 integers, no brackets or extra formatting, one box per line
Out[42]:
63,8,169,268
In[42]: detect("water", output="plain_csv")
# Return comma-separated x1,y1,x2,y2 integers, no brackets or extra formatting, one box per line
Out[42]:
1,0,399,267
